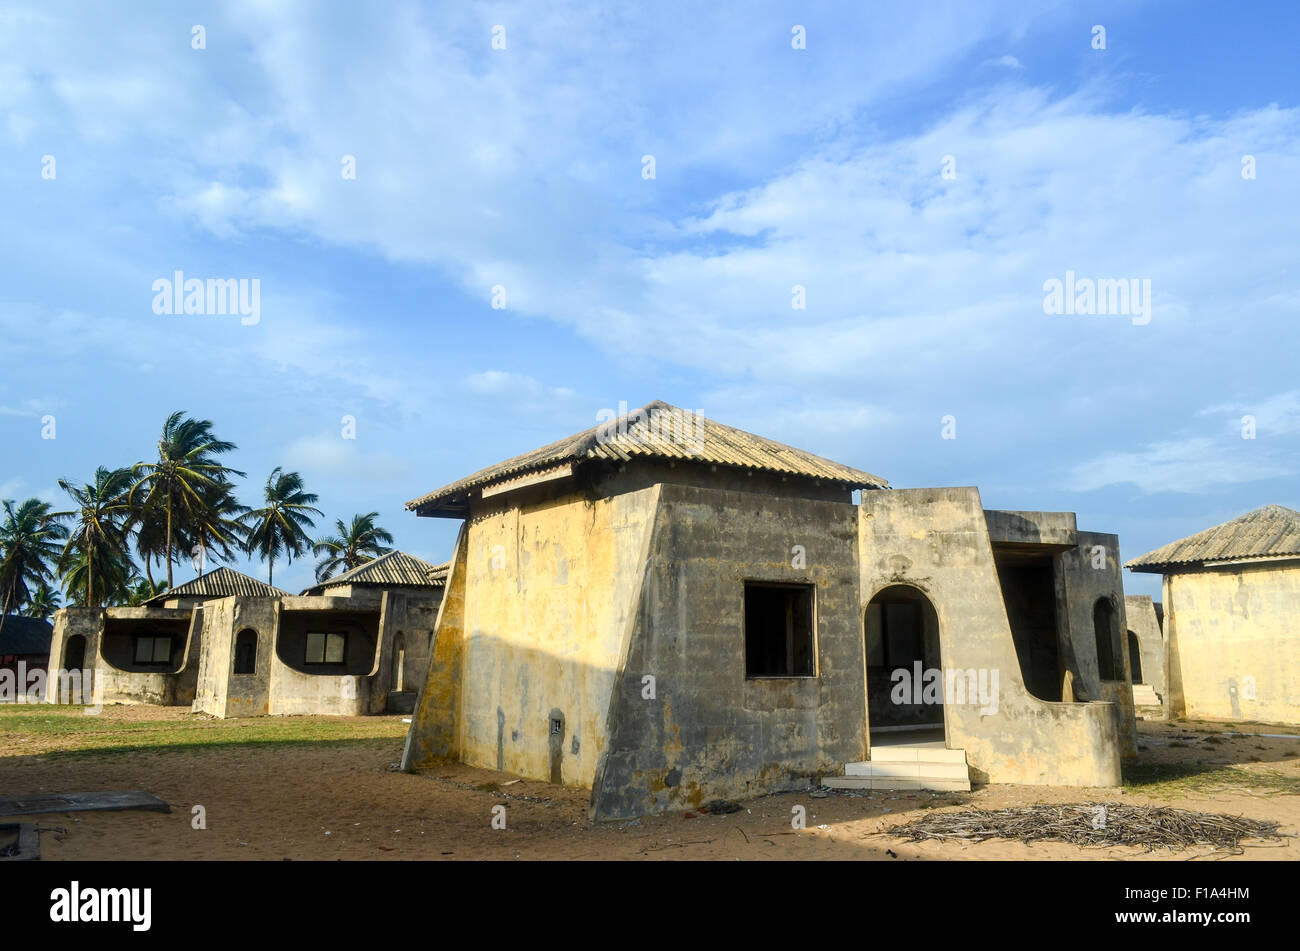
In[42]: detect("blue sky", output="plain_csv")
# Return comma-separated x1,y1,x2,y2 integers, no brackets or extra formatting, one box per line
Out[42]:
2,0,1297,599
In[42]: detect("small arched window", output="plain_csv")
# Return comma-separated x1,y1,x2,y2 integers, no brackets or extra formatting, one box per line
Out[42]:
233,629,258,675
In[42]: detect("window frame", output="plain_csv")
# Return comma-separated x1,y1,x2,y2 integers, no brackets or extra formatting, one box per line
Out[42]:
305,630,347,666
133,635,173,667
742,580,819,680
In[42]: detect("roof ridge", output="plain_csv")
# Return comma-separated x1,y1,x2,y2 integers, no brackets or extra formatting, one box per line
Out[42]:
1127,503,1300,571
407,399,888,514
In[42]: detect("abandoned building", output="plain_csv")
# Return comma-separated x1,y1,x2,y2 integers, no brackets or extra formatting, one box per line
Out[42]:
401,400,1138,820
0,615,52,677
47,554,446,716
1127,504,1300,726
1123,595,1165,710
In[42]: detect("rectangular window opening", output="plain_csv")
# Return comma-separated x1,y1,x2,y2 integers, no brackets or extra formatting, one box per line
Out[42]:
133,635,172,666
305,631,347,665
744,582,816,678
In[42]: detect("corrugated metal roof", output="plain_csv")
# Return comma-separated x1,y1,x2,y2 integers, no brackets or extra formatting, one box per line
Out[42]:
302,550,449,594
0,616,53,656
407,399,889,515
1126,505,1300,572
143,565,289,604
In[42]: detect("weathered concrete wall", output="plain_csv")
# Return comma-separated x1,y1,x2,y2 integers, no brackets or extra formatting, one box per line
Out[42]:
49,606,199,706
404,525,469,766
193,598,279,717
1124,594,1165,695
47,608,103,703
1059,531,1137,755
1163,563,1300,725
859,488,1122,787
440,484,658,789
592,482,863,818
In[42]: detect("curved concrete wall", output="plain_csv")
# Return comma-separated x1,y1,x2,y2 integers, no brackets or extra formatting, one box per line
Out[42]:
859,487,1122,787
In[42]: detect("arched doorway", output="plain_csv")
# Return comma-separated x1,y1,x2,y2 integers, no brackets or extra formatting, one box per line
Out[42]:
1093,598,1118,682
392,632,406,692
1127,630,1143,683
233,629,257,675
63,634,86,671
62,635,87,704
864,585,942,733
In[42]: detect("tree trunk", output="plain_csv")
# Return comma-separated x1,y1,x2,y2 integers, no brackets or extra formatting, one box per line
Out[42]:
165,492,174,588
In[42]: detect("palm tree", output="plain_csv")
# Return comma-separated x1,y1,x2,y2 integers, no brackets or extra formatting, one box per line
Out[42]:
57,466,134,607
126,494,169,590
313,512,395,582
24,581,61,620
124,576,165,607
240,468,321,586
0,498,69,637
130,411,243,588
178,477,249,576
61,546,133,608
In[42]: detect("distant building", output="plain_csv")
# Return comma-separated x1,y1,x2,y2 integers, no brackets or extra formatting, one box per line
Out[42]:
1127,504,1300,726
47,555,446,717
1123,595,1165,710
0,615,53,678
402,400,1137,820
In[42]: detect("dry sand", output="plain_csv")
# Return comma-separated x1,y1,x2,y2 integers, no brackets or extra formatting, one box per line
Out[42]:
3,707,1298,861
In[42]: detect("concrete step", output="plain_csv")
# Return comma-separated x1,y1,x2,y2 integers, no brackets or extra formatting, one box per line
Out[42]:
822,775,972,792
869,745,967,764
846,760,970,780
1131,684,1161,706
827,745,972,792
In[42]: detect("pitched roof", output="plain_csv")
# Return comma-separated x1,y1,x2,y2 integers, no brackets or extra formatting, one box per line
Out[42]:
302,550,449,595
1127,505,1300,572
142,565,289,604
0,616,53,656
407,399,889,516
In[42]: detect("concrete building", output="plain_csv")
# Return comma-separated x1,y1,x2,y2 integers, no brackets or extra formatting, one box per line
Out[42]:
1127,504,1300,726
47,555,446,716
1123,595,1165,710
401,400,1137,820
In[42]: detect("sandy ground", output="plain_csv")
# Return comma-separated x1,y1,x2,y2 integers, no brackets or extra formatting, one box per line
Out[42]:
3,707,1298,861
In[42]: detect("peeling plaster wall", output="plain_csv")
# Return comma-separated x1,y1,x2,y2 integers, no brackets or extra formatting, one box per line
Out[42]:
591,482,863,819
1163,563,1300,726
859,487,1122,787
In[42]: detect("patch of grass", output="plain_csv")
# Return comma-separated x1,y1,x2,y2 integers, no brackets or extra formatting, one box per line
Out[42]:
1124,760,1300,798
0,704,408,758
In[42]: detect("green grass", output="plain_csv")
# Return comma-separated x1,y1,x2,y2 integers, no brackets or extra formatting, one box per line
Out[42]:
0,704,408,758
1123,760,1300,798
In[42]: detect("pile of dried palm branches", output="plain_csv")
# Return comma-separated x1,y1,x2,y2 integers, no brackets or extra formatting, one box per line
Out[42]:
886,802,1283,853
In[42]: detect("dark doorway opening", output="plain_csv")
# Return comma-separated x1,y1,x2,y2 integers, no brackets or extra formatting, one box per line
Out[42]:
1127,631,1143,683
993,553,1062,701
864,584,942,729
1094,598,1120,681
233,629,257,675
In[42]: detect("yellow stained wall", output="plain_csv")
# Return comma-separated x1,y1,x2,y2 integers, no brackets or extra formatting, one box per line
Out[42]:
407,486,657,786
1167,565,1300,725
